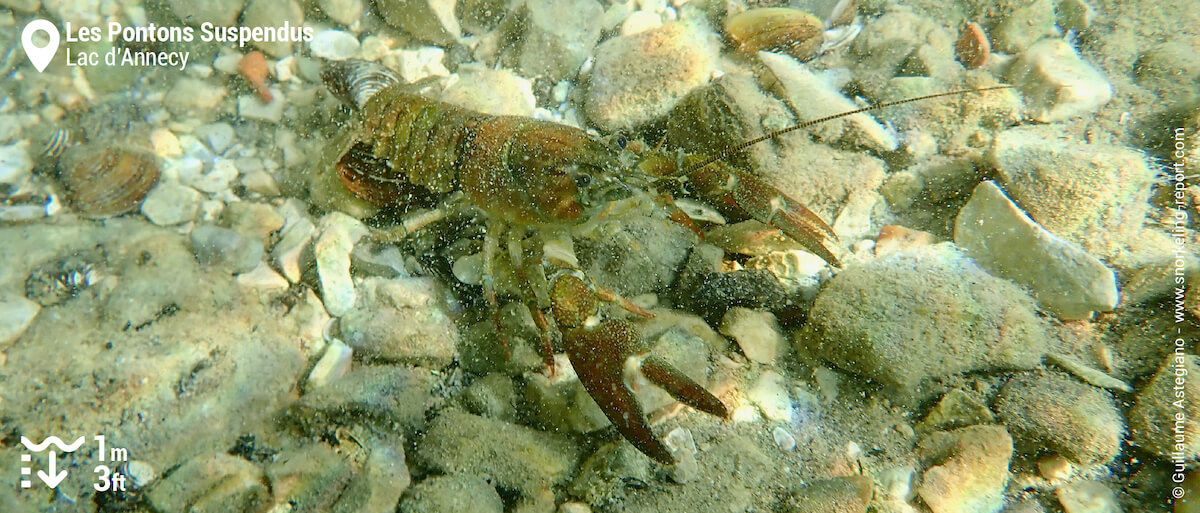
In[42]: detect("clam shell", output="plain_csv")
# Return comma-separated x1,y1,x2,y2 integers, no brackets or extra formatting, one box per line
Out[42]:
58,143,160,218
725,8,824,62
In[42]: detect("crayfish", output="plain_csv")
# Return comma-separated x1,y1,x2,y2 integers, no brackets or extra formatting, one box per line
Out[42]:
317,58,1006,464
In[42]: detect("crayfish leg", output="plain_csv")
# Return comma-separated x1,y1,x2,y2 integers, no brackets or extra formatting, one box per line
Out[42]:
482,220,509,359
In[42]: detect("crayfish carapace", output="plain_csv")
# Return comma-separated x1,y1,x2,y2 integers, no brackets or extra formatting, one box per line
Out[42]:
318,59,1008,464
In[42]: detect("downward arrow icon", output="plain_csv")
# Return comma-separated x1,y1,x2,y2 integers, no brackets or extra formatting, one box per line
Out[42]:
37,451,68,488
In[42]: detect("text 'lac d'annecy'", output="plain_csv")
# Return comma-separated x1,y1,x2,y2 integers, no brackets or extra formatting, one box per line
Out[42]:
63,21,314,71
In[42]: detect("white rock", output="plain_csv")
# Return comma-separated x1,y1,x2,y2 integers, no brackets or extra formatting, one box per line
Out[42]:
0,295,39,349
165,78,227,113
748,370,793,422
1056,480,1120,513
955,180,1117,320
441,68,536,117
310,30,361,60
718,307,783,365
238,88,286,123
122,460,156,488
190,158,239,194
272,216,315,283
385,46,450,84
0,141,32,185
663,427,698,483
307,338,353,389
319,0,364,26
772,426,797,451
141,182,203,226
759,51,898,153
620,10,662,36
314,212,369,316
1008,39,1112,123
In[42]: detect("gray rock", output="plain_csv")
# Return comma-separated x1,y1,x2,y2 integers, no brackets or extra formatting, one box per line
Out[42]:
955,180,1118,320
313,212,369,317
798,246,1048,401
377,0,461,45
141,182,202,226
585,21,719,131
996,372,1124,466
284,365,438,434
343,435,412,513
242,0,305,57
338,277,458,367
195,122,236,154
987,0,1057,54
1007,39,1112,123
521,366,609,434
0,0,40,13
568,442,653,506
916,388,996,434
1129,354,1200,460
169,0,245,26
190,224,264,275
399,474,503,513
0,294,39,349
146,453,270,513
415,409,579,496
220,201,286,242
575,215,696,297
988,126,1155,263
510,0,604,81
460,373,518,422
319,0,364,26
238,91,286,124
916,425,1013,513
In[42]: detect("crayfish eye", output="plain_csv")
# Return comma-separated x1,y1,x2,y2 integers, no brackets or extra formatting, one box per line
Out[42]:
615,134,628,150
574,174,592,188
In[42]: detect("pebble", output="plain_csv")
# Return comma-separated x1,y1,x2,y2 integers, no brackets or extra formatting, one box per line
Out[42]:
122,460,156,488
760,52,898,153
238,89,287,123
1037,453,1073,482
718,307,783,365
195,122,235,154
319,0,364,26
189,224,264,274
149,128,182,158
916,426,1012,513
1057,0,1096,31
306,338,352,389
522,360,610,433
386,46,451,84
141,182,203,226
415,409,579,496
747,370,793,422
585,21,719,131
954,180,1118,320
1007,39,1113,123
313,212,369,317
621,10,662,36
0,294,39,349
234,263,290,290
168,0,244,26
1046,352,1132,392
995,372,1124,466
310,30,361,61
664,427,698,483
513,0,605,81
243,0,304,57
265,444,354,509
221,201,285,242
785,476,873,513
189,158,239,194
916,388,995,433
988,126,1154,259
772,426,797,451
338,277,458,367
241,169,281,197
0,141,32,186
576,215,696,297
988,0,1056,54
1056,480,1121,513
399,474,503,513
164,78,227,114
1129,354,1200,460
799,246,1048,402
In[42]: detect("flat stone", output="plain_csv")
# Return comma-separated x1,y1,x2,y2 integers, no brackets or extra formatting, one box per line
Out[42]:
313,212,368,317
310,30,361,61
285,365,438,434
190,224,263,275
996,372,1124,466
0,141,33,185
1129,354,1200,460
955,180,1118,320
238,89,286,123
916,425,1013,513
338,277,458,368
719,307,784,365
512,0,604,81
398,474,502,513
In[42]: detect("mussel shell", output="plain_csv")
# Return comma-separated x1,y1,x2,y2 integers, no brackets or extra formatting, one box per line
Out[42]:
58,143,160,218
725,8,824,62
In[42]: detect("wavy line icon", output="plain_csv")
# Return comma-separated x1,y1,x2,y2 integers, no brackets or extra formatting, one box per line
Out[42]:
21,436,85,453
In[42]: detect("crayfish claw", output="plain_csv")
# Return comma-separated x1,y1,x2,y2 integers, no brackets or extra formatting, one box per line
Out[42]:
641,355,729,419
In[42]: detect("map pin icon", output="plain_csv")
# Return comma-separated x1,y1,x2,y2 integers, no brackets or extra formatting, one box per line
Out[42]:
22,19,60,73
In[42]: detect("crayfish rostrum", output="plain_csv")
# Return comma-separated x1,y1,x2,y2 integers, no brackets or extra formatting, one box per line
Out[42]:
317,58,1001,464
